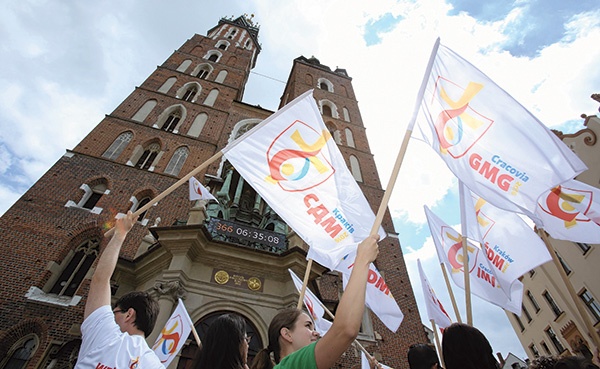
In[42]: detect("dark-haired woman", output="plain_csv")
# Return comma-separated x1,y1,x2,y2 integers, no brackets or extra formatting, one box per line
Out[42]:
194,313,250,369
442,323,499,369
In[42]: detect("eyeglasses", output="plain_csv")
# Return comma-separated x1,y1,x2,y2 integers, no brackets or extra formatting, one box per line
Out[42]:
112,309,126,314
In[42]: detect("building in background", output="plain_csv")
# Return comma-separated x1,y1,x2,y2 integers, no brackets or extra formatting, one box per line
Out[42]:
506,111,600,361
0,15,425,368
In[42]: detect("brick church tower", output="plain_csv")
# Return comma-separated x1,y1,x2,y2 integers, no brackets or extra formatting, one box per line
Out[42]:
0,15,425,368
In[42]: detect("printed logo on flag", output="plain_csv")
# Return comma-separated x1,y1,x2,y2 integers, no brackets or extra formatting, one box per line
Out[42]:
431,77,493,158
304,294,319,321
265,120,335,192
441,226,478,273
539,184,594,228
152,314,184,363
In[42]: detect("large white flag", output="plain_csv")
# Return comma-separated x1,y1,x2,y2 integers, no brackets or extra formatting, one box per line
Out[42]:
418,259,452,329
152,298,194,367
189,176,218,202
288,269,333,336
424,206,523,315
413,42,586,213
222,90,386,269
460,182,552,290
336,251,404,332
533,179,600,243
361,352,393,369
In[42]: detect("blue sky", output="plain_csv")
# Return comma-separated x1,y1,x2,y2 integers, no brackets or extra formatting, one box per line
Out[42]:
1,0,599,361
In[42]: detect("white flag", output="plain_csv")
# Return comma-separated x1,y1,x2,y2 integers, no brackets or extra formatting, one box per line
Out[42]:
222,90,385,270
418,259,452,329
533,179,600,243
288,269,332,336
189,177,217,202
336,251,404,332
425,206,523,315
413,42,586,213
461,182,552,290
361,352,392,369
152,298,194,367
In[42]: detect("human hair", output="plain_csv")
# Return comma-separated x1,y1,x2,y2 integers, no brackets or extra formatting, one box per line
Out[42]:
194,314,247,369
250,308,303,369
553,356,599,369
114,291,159,337
442,323,498,369
528,355,558,369
408,343,440,369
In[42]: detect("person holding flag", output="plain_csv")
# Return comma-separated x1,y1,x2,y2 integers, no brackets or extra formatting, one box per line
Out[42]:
250,234,380,369
74,211,164,369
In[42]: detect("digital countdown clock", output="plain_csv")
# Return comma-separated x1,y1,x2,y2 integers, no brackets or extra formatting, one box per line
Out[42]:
208,217,286,250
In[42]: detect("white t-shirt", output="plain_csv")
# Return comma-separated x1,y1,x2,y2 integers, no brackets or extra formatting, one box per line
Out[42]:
75,305,165,369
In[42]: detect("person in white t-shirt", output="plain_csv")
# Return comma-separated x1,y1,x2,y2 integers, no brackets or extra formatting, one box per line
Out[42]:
75,211,164,369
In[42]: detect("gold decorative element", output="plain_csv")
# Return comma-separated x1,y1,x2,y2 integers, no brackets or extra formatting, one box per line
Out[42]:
247,277,262,291
214,270,230,285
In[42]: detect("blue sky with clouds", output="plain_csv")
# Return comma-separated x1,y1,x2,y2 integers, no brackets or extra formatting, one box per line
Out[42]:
1,0,599,361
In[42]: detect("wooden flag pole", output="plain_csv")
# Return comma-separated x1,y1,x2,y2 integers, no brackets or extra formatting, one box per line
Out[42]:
430,319,445,369
538,230,600,350
104,151,224,237
439,263,462,324
296,259,314,309
458,182,473,326
190,324,202,348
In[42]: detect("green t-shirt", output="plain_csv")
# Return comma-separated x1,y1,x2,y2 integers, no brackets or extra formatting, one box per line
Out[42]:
274,342,318,369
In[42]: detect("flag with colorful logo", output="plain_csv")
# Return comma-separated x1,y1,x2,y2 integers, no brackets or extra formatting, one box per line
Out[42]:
288,269,332,336
222,90,386,270
152,298,194,366
418,259,452,328
412,42,586,214
361,351,393,369
189,176,218,202
532,179,600,243
336,250,404,332
460,182,552,291
424,206,523,315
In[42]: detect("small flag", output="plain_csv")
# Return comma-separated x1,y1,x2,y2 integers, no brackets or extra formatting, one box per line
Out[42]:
288,269,332,336
152,299,194,366
361,351,393,369
418,259,452,328
189,177,217,202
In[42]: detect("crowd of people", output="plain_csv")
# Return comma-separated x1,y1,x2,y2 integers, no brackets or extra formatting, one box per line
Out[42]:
73,212,598,369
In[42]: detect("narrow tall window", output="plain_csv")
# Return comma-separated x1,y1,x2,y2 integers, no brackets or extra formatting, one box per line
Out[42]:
522,304,532,323
529,343,540,358
580,289,600,323
182,86,198,102
162,111,181,133
513,313,525,332
540,341,551,355
164,147,189,176
575,242,591,254
322,105,332,117
49,239,99,296
102,132,133,160
135,197,151,222
3,335,39,369
82,184,107,210
545,327,565,353
350,155,362,182
556,252,571,275
208,54,218,62
542,291,563,318
136,143,160,170
527,290,541,312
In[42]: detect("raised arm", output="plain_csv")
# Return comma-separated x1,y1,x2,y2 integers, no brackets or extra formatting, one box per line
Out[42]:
314,234,380,369
84,211,136,319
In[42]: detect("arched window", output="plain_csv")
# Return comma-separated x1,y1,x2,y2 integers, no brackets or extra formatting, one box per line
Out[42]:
194,63,213,79
216,40,230,50
102,131,133,160
188,113,208,138
158,77,177,93
2,335,39,369
164,147,189,176
136,143,160,170
320,100,338,119
131,100,157,122
176,59,192,73
162,110,182,133
65,180,108,214
226,28,237,39
204,89,219,107
322,105,332,117
49,238,99,296
345,128,355,148
325,122,341,145
350,155,363,182
129,195,152,225
208,54,218,62
317,78,334,92
182,86,198,102
342,107,350,122
215,70,228,84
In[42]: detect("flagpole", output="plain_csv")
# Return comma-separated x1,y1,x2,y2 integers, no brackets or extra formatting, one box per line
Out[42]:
297,259,314,309
368,38,440,236
537,229,600,350
439,262,462,323
430,319,444,369
104,151,224,237
191,324,202,348
458,183,473,325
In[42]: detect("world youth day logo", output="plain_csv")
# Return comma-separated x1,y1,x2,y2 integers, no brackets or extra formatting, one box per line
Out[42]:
540,185,596,228
441,225,478,274
431,77,494,158
265,120,335,192
152,315,184,363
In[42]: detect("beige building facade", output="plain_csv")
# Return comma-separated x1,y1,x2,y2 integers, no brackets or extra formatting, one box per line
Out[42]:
506,112,600,362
